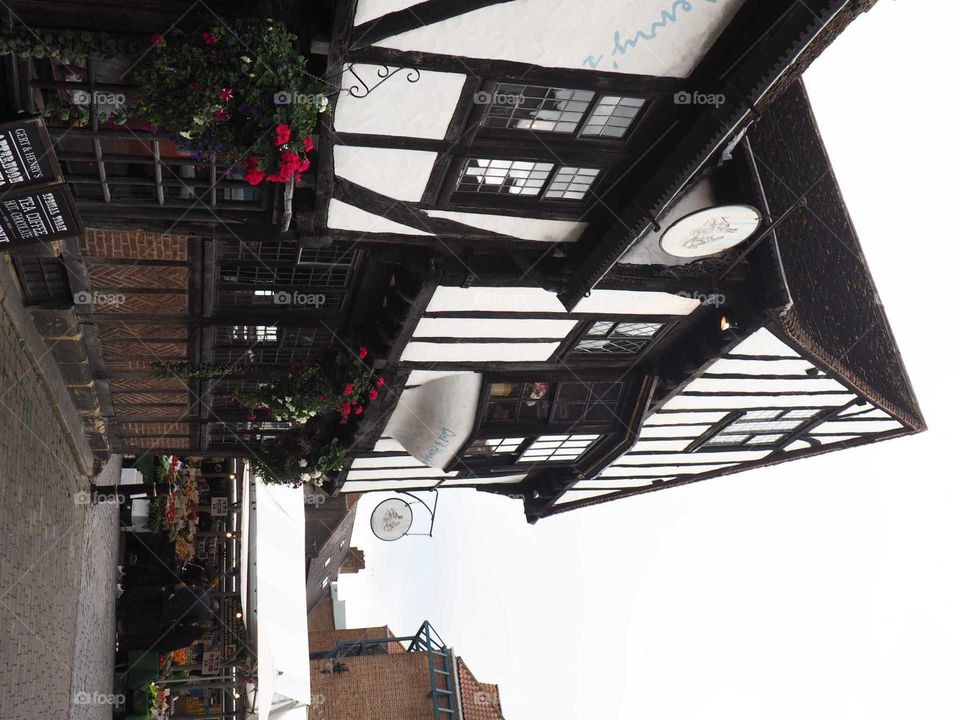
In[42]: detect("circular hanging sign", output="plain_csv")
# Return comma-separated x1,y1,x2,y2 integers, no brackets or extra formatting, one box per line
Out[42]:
370,498,414,541
659,204,762,258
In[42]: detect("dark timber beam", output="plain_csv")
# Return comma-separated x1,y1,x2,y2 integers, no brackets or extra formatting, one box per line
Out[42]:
351,0,519,49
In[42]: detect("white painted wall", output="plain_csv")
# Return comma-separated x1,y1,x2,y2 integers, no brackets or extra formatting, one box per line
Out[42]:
425,210,587,243
413,317,577,339
425,285,700,315
371,0,746,78
334,66,466,139
401,341,560,363
327,199,434,235
354,0,420,25
334,146,437,202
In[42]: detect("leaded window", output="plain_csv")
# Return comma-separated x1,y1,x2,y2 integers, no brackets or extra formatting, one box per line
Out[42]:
695,409,826,450
457,158,601,201
581,96,646,138
518,434,600,463
574,321,664,354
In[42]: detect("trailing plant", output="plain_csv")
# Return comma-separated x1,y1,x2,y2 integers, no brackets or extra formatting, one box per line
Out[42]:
250,435,349,487
133,18,325,185
235,347,383,425
152,360,235,380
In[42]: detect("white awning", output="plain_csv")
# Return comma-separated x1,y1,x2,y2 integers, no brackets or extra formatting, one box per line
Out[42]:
385,372,482,468
242,468,312,718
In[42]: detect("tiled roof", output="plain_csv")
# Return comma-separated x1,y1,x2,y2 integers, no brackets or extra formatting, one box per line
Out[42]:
457,658,505,720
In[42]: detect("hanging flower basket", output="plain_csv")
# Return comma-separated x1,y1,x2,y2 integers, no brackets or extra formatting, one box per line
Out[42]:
133,18,326,185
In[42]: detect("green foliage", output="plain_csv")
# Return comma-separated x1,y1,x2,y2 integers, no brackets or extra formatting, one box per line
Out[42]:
151,360,234,380
132,18,325,182
0,27,138,64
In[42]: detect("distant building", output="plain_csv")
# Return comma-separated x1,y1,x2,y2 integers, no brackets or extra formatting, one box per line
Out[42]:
304,489,365,611
308,585,506,720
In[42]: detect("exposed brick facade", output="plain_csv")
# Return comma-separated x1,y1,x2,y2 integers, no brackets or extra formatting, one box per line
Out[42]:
87,264,188,290
310,653,435,720
92,292,188,315
81,229,188,261
99,340,187,359
98,323,189,340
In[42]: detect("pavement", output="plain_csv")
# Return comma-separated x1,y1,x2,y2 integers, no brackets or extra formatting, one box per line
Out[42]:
0,292,120,720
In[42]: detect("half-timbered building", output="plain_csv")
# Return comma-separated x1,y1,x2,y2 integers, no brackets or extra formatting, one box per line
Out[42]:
0,0,923,523
314,0,924,522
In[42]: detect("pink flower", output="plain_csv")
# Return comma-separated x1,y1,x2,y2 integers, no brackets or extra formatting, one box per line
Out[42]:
354,405,363,415
340,402,352,416
151,33,165,46
358,346,368,360
369,389,379,401
298,158,310,173
274,124,292,146
302,136,314,153
214,107,230,121
219,88,234,102
344,383,354,395
375,376,385,387
244,158,265,186
202,31,219,46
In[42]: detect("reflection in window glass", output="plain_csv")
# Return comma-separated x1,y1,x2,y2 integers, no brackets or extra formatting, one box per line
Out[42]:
581,96,646,138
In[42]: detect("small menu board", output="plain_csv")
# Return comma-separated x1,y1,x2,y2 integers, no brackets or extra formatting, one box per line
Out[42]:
0,117,82,250
201,650,222,675
210,496,229,517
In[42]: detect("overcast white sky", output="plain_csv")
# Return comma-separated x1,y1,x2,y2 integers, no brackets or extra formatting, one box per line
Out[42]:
338,2,960,718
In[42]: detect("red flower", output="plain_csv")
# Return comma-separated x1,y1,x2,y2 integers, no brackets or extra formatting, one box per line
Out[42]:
202,31,219,46
219,88,234,102
245,167,265,186
340,402,352,416
369,389,379,400
274,124,292,146
214,107,230,121
190,81,201,91
354,405,363,415
151,33,165,46
298,158,310,173
344,383,354,395
302,136,314,153
245,412,256,421
358,346,368,360
375,376,385,387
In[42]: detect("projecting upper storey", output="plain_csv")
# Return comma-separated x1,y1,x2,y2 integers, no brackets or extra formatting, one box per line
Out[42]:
321,1,922,522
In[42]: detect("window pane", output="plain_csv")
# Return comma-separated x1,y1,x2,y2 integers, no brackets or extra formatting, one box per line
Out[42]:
544,167,600,200
482,84,595,133
518,433,600,463
458,158,554,196
581,95,645,138
612,322,662,338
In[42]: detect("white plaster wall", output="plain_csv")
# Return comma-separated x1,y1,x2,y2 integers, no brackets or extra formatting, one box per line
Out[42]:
425,210,587,243
334,66,466,139
327,199,434,235
401,341,560,363
426,286,700,315
727,327,801,357
413,317,577,339
334,146,437,202
373,0,746,78
354,0,421,25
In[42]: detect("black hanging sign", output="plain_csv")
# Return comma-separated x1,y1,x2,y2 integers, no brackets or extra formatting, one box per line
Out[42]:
0,117,62,189
0,117,82,249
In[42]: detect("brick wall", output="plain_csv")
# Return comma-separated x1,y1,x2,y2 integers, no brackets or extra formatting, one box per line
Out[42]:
81,229,188,261
310,653,434,720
